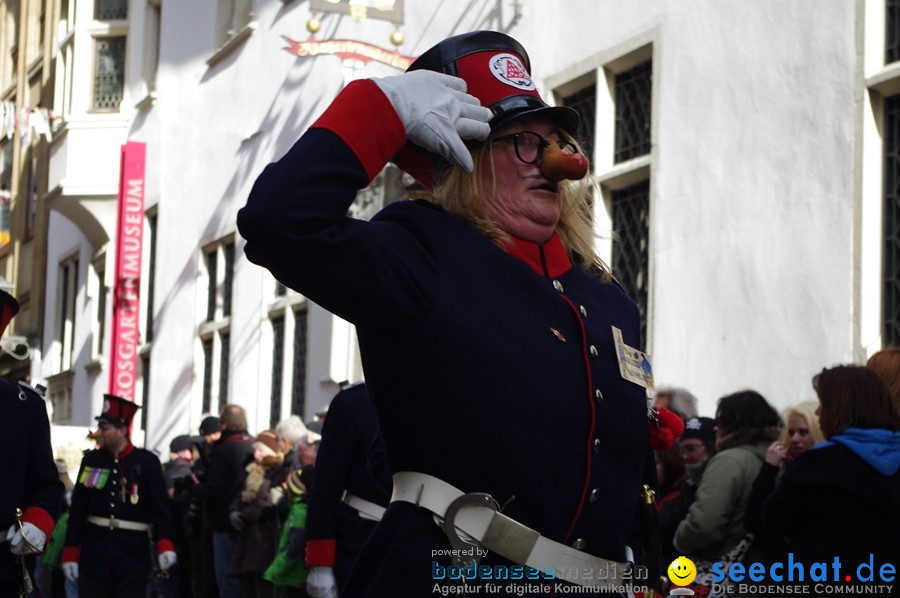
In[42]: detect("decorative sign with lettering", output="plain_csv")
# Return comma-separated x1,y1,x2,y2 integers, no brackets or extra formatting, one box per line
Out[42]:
282,36,415,70
108,141,145,402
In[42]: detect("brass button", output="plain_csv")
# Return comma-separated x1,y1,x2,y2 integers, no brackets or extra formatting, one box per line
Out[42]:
590,489,600,503
589,345,598,358
594,389,603,402
593,438,601,453
552,280,564,292
572,538,587,550
580,305,587,317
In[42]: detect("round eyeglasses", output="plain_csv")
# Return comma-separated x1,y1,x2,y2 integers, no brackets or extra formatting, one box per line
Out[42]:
491,131,579,165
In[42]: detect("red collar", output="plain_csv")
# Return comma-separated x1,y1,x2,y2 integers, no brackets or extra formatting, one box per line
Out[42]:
105,442,134,459
505,233,572,279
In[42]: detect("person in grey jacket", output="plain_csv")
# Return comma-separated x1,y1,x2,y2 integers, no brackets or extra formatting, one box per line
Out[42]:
673,390,780,561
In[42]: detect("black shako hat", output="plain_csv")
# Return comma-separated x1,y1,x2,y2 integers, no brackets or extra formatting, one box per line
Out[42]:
96,393,140,426
395,30,580,188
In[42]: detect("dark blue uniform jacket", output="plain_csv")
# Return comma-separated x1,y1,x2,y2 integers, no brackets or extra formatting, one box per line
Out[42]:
304,382,392,587
238,79,655,596
63,443,174,578
0,381,62,584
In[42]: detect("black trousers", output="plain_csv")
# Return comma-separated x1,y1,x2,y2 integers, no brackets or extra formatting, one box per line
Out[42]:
79,571,148,597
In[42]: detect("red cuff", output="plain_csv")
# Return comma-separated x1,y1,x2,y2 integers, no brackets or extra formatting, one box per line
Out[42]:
310,80,407,183
305,538,336,567
61,546,79,564
156,539,175,554
22,506,55,543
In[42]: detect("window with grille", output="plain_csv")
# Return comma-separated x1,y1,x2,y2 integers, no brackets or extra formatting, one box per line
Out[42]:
883,96,900,345
199,237,234,415
611,180,650,348
614,60,652,163
93,36,126,111
889,0,900,64
270,315,285,428
562,85,596,166
291,309,308,419
201,337,213,413
95,0,127,20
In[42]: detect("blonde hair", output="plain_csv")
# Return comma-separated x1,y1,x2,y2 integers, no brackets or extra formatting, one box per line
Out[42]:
424,131,610,279
779,400,824,447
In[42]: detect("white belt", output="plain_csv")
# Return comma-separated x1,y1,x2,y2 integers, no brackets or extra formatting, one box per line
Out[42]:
390,471,632,590
341,490,386,522
87,515,151,532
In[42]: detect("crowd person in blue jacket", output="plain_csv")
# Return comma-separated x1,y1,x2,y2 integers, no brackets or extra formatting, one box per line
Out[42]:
763,365,900,568
239,30,667,596
0,290,64,598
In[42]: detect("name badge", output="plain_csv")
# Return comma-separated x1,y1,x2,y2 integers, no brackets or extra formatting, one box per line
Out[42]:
612,326,654,390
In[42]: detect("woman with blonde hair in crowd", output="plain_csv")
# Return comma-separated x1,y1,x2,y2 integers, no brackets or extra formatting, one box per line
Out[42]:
744,400,824,563
763,365,900,566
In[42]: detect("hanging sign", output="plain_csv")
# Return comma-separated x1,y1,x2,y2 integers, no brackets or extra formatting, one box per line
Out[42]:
108,141,145,402
283,36,415,70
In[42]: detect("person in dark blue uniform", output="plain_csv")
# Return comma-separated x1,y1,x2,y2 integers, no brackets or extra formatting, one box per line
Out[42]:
240,30,664,597
0,290,64,598
61,394,176,597
304,382,392,597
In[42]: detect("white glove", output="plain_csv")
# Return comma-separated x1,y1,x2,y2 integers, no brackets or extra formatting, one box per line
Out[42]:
62,561,79,582
158,550,177,570
306,565,338,598
372,71,492,173
6,522,46,555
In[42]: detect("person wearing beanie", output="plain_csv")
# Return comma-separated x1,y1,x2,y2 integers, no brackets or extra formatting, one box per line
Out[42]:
0,290,64,596
658,416,716,563
240,29,665,596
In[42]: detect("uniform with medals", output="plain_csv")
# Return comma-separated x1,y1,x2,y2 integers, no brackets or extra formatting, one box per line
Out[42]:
62,395,176,596
240,31,674,597
0,290,64,598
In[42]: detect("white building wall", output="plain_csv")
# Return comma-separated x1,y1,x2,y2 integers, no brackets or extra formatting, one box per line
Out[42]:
42,0,888,452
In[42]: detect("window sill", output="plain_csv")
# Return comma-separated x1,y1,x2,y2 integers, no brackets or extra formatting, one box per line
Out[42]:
207,22,257,68
84,358,104,374
135,91,157,111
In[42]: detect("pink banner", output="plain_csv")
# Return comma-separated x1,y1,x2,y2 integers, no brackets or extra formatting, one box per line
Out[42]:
108,141,146,401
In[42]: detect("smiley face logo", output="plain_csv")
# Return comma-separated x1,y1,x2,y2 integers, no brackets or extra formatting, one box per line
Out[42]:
667,556,696,586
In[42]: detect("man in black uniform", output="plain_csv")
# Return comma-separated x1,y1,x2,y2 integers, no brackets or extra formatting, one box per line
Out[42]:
0,290,64,598
305,382,392,598
62,394,176,597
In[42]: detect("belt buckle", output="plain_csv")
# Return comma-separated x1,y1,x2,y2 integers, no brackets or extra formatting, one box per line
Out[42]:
439,492,498,568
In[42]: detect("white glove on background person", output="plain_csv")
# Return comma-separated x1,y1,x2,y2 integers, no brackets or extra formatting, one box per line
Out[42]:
306,565,338,598
158,550,177,571
372,71,492,173
6,522,46,555
62,562,79,582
